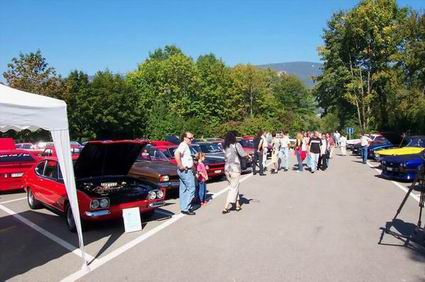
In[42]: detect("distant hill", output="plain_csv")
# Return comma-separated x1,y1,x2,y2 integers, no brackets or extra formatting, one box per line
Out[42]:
257,61,323,88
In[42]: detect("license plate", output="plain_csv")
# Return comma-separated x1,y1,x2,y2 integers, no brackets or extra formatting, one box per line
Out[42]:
214,170,222,174
386,167,393,171
11,173,24,178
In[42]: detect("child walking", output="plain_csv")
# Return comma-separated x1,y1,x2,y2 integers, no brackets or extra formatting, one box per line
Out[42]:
196,152,209,205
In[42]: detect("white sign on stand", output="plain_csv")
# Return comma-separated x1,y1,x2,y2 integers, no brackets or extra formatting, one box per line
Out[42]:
122,207,142,233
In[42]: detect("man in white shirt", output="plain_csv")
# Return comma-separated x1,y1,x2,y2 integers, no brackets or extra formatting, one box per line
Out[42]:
339,134,347,156
360,132,372,164
279,131,290,171
175,132,196,215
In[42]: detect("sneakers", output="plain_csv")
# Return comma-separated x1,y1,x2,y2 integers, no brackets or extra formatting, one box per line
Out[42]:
181,210,196,215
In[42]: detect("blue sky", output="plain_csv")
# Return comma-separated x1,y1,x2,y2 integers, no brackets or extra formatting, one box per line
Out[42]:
0,0,423,78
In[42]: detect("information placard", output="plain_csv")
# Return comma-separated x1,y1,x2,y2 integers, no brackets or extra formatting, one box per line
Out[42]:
122,207,142,233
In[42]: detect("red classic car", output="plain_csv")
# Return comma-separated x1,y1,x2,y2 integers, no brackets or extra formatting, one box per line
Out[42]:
149,140,178,164
24,140,165,232
0,150,38,192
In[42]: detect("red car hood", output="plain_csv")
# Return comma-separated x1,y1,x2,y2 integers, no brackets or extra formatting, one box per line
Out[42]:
74,141,143,178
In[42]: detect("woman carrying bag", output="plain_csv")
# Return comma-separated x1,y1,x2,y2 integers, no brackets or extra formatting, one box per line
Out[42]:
222,131,250,214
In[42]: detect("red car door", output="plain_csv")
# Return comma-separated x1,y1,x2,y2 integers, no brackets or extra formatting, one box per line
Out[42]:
31,160,50,203
41,160,65,211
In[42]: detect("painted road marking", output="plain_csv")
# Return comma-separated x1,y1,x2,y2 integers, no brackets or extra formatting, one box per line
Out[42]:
0,197,26,205
0,204,95,261
61,165,267,282
367,161,419,203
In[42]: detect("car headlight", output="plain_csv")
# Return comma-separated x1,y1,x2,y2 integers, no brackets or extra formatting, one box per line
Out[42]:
147,191,157,200
157,190,164,199
90,199,100,209
99,198,110,208
159,175,169,182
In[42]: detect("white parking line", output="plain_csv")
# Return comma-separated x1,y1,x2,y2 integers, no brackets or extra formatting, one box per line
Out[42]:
0,204,95,261
0,197,26,204
61,168,261,282
367,161,419,203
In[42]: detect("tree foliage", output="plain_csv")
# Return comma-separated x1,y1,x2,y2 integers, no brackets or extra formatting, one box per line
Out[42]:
3,47,318,141
315,0,424,134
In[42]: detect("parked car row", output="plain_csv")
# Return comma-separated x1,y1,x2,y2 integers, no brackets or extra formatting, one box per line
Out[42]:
348,134,425,182
0,136,253,232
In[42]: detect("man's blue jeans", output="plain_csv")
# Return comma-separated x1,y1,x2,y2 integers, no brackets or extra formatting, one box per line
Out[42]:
362,146,368,164
310,153,320,172
177,169,196,212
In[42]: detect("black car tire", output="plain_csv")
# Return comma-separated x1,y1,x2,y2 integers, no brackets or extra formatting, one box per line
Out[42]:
27,188,42,209
65,204,78,233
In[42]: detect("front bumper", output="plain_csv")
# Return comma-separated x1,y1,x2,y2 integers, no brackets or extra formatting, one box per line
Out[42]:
81,199,165,220
381,168,417,182
207,168,225,177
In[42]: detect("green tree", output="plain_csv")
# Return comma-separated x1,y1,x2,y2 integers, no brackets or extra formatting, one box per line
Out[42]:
90,71,143,139
195,54,233,125
3,50,63,98
63,71,96,141
316,0,409,132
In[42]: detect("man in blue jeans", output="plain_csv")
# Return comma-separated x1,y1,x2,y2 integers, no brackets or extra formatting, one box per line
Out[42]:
175,132,196,215
360,132,372,164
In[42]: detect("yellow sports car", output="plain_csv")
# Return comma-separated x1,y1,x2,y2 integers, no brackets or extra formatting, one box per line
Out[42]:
375,136,425,157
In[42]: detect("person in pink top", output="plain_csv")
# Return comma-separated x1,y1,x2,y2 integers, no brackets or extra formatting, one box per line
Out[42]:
196,152,209,205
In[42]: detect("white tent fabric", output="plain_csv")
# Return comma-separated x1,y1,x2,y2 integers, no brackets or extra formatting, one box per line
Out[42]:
0,84,88,267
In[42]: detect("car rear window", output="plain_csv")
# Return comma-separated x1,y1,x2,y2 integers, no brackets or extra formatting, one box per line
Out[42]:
0,153,35,163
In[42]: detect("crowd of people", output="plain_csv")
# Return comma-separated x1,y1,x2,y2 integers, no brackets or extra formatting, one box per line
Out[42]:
252,130,348,175
173,130,349,216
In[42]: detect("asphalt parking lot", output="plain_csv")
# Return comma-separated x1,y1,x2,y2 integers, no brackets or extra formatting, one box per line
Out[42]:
1,150,424,281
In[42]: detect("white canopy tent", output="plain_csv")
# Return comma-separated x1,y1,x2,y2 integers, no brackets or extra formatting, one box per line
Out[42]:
0,84,88,268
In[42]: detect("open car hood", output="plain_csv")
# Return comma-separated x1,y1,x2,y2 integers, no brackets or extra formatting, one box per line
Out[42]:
379,132,406,146
376,147,424,157
74,141,143,178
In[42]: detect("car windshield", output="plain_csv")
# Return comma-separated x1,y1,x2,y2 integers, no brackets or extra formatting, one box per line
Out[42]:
200,143,222,153
167,146,199,157
406,137,425,147
139,145,169,161
372,137,390,145
239,139,255,148
190,145,201,153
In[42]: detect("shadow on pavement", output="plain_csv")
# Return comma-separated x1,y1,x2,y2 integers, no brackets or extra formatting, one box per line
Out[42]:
0,207,174,280
373,174,412,183
378,219,425,263
0,212,77,281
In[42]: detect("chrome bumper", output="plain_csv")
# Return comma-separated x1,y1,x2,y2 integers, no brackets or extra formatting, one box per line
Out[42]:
149,201,165,208
85,210,111,217
159,181,180,189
